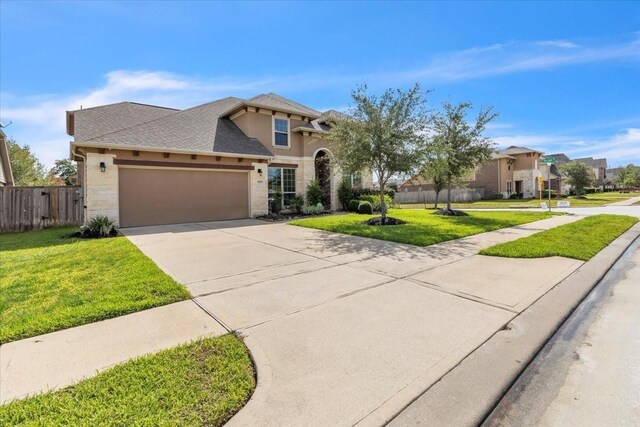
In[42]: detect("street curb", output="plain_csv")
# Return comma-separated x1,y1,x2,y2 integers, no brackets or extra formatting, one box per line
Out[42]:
386,222,640,427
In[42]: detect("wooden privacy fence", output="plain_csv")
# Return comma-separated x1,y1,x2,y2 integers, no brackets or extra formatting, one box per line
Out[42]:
394,188,485,204
0,186,84,233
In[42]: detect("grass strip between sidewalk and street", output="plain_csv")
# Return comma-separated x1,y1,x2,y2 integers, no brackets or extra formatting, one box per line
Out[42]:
290,209,556,247
479,214,638,261
0,334,255,426
0,226,191,344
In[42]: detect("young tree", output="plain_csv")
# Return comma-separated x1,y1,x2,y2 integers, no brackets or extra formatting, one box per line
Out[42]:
560,161,593,196
7,138,48,186
419,153,448,209
431,102,498,213
49,158,77,185
614,164,640,188
337,177,354,211
329,84,431,224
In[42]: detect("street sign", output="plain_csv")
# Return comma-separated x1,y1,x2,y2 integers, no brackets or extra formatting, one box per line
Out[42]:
542,157,556,165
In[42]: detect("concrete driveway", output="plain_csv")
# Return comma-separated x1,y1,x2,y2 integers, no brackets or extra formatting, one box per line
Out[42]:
124,216,583,426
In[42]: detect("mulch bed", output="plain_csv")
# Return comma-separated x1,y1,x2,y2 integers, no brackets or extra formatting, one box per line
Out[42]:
363,216,407,226
433,208,469,216
257,212,331,222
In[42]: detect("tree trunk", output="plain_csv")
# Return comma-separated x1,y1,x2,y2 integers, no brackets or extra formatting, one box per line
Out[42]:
379,180,387,224
434,190,440,209
446,179,452,211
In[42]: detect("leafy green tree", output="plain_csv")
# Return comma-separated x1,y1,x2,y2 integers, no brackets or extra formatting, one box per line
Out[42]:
419,149,448,209
614,164,640,188
305,179,324,206
329,84,432,224
561,161,593,195
49,158,77,185
7,138,48,186
431,102,498,213
337,177,354,211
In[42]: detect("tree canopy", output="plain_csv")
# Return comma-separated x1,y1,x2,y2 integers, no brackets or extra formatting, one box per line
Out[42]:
329,84,432,222
7,138,48,186
560,161,593,195
49,158,77,185
614,164,640,188
429,102,497,212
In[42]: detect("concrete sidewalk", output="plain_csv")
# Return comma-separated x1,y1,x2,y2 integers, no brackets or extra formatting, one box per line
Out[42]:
0,300,226,403
606,195,640,206
0,213,585,423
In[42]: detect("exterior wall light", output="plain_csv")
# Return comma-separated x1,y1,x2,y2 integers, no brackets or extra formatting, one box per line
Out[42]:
100,162,106,173
257,168,263,176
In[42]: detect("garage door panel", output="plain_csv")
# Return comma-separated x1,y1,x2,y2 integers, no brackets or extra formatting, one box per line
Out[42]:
119,168,249,227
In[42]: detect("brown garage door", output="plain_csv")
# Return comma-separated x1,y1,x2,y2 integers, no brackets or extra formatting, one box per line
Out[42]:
118,168,249,227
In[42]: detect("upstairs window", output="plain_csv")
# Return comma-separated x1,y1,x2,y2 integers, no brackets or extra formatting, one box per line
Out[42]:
273,117,289,147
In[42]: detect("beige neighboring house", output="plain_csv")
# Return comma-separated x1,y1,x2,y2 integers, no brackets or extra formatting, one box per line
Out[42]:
0,128,15,187
68,93,372,227
400,146,548,199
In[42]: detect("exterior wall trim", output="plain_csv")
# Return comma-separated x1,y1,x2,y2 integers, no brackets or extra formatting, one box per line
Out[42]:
113,158,255,171
268,162,299,169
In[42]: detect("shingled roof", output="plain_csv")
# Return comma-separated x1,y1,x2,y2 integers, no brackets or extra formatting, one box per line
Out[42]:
68,102,179,141
74,97,274,158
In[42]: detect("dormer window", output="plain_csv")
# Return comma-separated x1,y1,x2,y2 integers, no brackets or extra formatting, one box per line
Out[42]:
273,117,289,147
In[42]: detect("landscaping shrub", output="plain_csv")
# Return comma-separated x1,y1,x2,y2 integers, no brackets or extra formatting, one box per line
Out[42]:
493,193,504,199
352,187,395,200
302,202,325,215
288,195,304,214
270,191,283,214
306,180,325,206
358,201,373,214
358,194,393,212
337,177,353,211
79,216,117,238
348,199,360,212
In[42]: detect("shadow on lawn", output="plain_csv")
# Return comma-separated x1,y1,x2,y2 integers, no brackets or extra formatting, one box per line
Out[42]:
0,226,83,252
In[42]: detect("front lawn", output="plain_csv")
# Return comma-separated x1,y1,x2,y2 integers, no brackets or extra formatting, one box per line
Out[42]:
0,334,255,426
479,214,638,261
397,191,640,210
0,227,191,344
290,209,555,246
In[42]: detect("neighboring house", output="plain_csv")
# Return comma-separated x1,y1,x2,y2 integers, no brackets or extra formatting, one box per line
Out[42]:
603,167,622,190
68,94,372,227
574,157,608,190
0,128,15,187
400,146,548,199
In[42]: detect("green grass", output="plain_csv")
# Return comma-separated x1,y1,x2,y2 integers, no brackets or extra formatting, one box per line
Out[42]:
290,209,555,247
0,227,191,344
479,214,638,261
0,334,255,426
397,191,640,210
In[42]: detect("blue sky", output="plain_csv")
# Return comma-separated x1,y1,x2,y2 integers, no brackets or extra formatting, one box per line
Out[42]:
1,1,639,167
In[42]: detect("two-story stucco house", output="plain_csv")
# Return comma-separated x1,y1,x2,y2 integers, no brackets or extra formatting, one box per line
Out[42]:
400,146,549,199
68,93,372,227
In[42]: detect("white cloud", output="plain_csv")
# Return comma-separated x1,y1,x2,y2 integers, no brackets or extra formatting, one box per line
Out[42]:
401,37,639,82
534,40,579,49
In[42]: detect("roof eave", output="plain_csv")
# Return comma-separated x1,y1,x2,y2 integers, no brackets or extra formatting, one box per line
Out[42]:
222,101,321,120
291,126,329,135
71,141,275,160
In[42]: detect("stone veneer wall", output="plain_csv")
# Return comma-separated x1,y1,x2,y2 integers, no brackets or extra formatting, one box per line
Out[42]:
85,152,119,224
251,161,269,216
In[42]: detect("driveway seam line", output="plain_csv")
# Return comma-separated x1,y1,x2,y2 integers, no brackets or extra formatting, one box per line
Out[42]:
190,299,233,333
239,278,399,331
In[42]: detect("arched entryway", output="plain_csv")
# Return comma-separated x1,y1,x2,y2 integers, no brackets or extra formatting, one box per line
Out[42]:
314,150,331,209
